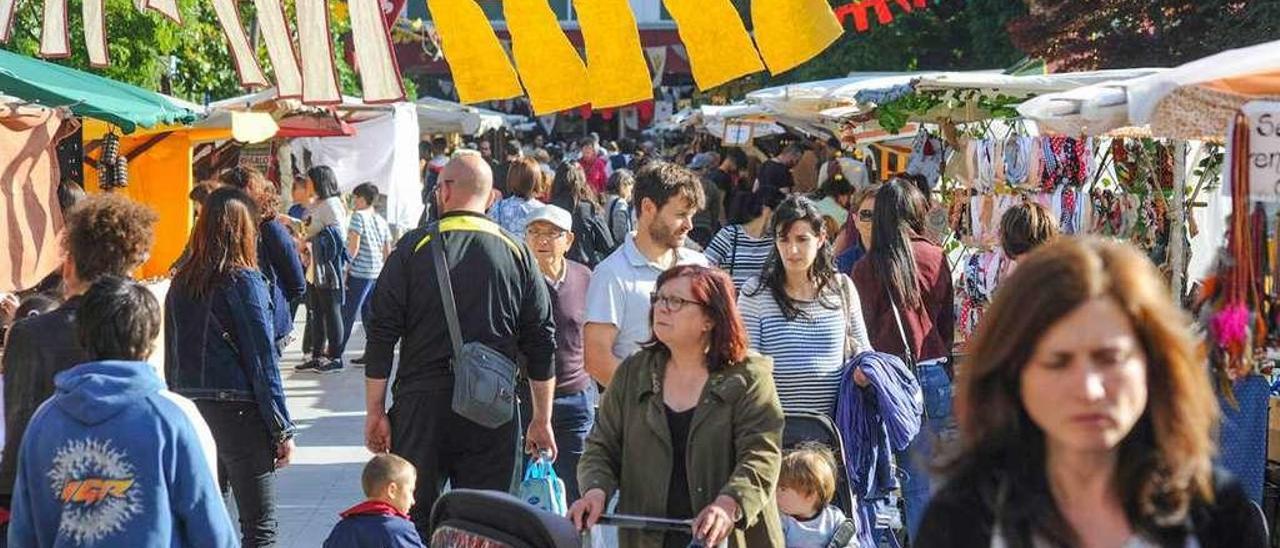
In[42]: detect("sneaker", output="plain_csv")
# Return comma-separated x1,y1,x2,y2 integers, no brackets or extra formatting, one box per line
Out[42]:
314,359,345,374
295,359,322,371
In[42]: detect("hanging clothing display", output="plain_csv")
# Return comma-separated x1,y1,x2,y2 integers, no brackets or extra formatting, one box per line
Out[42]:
906,130,947,189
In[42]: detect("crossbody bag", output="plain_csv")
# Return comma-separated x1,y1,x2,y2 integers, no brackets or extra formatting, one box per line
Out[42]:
429,223,519,429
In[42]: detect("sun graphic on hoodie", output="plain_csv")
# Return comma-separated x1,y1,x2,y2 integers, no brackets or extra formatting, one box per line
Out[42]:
45,438,143,545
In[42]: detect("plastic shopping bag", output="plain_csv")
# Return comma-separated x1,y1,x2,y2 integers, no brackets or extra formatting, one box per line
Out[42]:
518,451,567,516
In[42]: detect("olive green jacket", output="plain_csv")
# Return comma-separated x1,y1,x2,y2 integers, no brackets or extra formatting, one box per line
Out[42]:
578,348,785,548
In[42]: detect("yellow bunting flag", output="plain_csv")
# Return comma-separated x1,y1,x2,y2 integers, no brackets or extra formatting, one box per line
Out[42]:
573,0,653,109
662,0,763,90
751,0,844,75
503,0,589,114
429,0,523,104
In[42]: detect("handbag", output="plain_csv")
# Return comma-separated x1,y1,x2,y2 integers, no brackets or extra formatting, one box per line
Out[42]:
518,451,567,516
836,275,857,362
429,224,518,429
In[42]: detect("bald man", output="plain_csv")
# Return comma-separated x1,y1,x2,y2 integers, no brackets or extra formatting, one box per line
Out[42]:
362,153,558,537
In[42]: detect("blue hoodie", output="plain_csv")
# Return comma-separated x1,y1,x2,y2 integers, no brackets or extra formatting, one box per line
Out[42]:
8,360,236,548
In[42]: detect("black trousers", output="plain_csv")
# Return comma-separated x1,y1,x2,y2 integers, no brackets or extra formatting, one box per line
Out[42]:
390,389,518,539
308,287,344,360
197,401,279,548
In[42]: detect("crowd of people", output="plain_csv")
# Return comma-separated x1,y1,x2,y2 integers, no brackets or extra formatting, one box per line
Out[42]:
0,129,1266,548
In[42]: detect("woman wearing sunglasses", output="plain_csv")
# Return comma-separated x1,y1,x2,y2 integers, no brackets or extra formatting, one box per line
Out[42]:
572,265,785,548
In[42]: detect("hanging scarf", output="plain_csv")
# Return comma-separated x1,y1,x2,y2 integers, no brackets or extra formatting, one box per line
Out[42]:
1003,136,1032,187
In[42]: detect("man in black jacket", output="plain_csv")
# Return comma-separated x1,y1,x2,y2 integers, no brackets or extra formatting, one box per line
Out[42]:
0,193,158,534
363,152,558,538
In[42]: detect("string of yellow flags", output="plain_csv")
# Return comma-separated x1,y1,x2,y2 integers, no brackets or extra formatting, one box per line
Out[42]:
430,0,844,115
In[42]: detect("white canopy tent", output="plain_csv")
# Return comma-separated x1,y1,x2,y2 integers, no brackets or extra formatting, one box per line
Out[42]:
1018,39,1280,139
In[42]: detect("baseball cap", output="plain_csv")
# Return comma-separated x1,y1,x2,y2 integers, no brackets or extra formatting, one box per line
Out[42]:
687,152,714,171
526,204,573,233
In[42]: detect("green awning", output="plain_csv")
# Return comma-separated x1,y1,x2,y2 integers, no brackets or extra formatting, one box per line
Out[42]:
0,49,197,133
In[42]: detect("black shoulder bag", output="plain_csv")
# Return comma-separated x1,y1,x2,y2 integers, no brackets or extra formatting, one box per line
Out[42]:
429,223,518,429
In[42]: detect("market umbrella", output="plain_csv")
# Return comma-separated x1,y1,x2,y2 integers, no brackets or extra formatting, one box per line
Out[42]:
0,48,196,133
1019,39,1280,139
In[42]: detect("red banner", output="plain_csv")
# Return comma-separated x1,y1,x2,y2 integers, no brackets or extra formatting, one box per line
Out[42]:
834,0,928,33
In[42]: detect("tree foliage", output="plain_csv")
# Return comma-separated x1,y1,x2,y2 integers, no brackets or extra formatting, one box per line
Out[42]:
783,0,1028,82
1,0,417,102
1007,0,1280,70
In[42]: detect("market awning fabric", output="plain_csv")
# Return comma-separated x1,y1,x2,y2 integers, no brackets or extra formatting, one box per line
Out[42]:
1019,40,1280,138
0,48,196,133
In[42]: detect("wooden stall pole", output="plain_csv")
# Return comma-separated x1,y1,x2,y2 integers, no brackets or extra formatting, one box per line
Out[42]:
1171,139,1189,300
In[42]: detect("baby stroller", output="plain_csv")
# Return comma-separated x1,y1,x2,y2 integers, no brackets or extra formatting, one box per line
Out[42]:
431,489,720,548
428,489,580,548
783,411,904,548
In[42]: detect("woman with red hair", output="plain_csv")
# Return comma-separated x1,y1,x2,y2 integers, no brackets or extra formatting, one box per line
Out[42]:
571,265,785,548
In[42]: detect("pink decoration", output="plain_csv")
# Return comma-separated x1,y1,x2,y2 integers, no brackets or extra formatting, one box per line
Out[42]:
1212,303,1250,349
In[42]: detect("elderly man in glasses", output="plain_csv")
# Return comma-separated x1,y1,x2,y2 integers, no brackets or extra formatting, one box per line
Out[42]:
522,204,597,504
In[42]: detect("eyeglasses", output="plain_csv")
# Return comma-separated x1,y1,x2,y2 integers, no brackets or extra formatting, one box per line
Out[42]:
857,209,874,222
650,293,703,312
526,228,568,241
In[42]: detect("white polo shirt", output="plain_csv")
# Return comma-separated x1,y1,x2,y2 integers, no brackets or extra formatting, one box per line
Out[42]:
585,233,709,362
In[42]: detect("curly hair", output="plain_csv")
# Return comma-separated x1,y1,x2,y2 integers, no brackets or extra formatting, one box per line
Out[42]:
219,166,280,220
63,193,158,283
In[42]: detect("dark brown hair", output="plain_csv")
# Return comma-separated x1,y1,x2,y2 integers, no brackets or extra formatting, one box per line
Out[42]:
1000,202,1060,259
950,237,1217,546
632,161,706,218
77,275,161,361
173,187,259,299
506,157,543,199
644,265,748,371
219,166,280,221
63,193,158,283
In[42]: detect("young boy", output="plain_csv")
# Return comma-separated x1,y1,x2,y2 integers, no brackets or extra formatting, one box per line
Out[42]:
324,454,424,548
776,444,858,548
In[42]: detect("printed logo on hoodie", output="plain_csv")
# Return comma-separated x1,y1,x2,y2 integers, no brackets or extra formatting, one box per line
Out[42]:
46,438,143,544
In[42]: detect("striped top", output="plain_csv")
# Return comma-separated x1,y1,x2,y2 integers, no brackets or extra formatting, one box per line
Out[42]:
704,224,774,290
348,209,391,279
738,275,872,415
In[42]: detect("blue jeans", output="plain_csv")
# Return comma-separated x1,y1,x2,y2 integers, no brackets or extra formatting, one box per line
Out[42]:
340,276,376,354
519,384,597,504
899,360,956,541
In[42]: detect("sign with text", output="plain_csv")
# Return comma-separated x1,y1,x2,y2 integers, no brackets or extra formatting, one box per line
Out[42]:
1244,101,1280,202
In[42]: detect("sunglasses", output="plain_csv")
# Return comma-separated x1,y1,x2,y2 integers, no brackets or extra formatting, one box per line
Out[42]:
857,209,874,222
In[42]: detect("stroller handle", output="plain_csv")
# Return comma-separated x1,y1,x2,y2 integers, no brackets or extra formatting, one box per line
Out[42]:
596,514,692,533
593,514,726,548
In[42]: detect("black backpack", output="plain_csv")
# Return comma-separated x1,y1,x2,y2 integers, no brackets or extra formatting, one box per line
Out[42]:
569,202,616,268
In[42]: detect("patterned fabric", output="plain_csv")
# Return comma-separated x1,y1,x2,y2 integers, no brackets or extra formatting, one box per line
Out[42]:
1217,374,1268,505
489,196,545,237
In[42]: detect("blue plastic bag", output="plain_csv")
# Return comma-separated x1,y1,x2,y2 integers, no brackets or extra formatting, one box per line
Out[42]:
519,451,567,516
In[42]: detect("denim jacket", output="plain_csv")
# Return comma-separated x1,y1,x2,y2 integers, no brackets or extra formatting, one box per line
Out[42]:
311,224,349,295
164,269,295,442
259,218,306,343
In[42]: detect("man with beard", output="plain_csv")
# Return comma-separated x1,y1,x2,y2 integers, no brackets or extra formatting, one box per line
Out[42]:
583,161,708,386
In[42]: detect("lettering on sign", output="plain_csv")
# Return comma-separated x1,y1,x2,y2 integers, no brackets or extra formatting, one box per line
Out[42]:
1243,101,1280,202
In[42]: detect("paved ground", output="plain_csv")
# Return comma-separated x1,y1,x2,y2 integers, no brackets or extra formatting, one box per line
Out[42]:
274,321,377,548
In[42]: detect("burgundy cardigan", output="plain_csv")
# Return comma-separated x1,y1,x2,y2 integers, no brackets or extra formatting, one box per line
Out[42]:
851,236,955,362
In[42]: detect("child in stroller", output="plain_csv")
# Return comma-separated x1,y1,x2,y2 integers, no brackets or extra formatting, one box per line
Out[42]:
783,411,906,548
777,444,858,547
